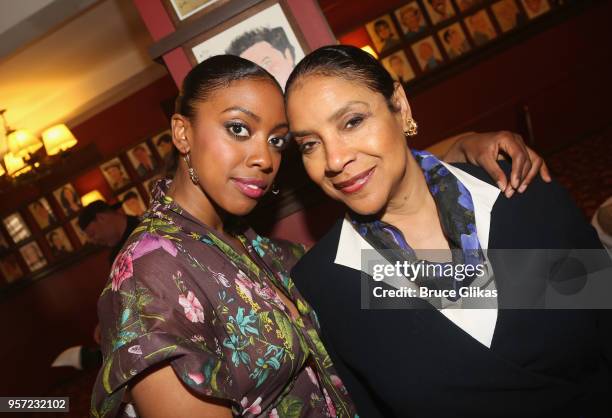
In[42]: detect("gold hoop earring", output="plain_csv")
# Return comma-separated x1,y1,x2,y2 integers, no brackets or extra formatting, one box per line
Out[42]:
404,118,418,137
183,152,199,185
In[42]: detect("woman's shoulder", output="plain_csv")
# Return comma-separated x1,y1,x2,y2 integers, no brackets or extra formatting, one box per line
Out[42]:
452,161,602,249
291,219,344,276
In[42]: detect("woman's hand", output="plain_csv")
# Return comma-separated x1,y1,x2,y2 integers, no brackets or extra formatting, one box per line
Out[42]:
442,131,552,198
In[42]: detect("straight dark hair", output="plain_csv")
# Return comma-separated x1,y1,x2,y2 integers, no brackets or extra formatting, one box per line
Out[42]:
285,45,398,111
175,54,282,119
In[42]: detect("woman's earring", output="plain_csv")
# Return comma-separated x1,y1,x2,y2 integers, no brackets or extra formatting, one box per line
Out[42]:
404,118,418,137
271,183,280,195
183,152,199,185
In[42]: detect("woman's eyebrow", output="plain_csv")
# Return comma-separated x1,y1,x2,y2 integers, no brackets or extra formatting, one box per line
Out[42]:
222,106,260,121
291,100,370,138
290,129,314,139
271,122,289,132
328,101,369,122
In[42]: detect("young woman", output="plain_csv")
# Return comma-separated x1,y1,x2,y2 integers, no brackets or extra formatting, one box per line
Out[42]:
91,54,547,417
286,45,611,418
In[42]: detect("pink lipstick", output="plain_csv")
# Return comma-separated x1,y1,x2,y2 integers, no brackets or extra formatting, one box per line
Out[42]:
231,178,267,199
333,167,375,194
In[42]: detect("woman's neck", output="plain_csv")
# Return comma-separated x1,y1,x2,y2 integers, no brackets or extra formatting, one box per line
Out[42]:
381,151,445,247
167,163,225,234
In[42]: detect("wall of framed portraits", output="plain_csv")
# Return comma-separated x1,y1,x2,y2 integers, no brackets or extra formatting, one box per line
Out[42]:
336,0,580,88
0,129,174,294
320,0,612,152
0,77,178,296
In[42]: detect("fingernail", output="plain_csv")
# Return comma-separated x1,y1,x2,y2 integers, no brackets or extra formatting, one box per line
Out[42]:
518,184,527,193
497,181,506,191
506,188,515,198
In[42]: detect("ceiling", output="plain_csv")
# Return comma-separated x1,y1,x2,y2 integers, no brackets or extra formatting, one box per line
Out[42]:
0,0,167,143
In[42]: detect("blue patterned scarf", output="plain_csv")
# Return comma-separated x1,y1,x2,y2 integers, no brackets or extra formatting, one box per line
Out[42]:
351,150,486,304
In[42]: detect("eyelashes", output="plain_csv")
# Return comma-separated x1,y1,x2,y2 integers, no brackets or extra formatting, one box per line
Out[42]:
225,122,250,138
224,121,288,150
268,136,289,150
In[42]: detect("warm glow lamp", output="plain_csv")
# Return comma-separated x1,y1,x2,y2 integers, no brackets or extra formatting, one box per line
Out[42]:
8,129,43,158
4,152,31,176
42,124,78,155
81,190,106,207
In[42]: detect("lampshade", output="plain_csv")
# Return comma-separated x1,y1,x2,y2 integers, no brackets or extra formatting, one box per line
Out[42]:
0,137,8,158
81,190,106,207
42,124,78,155
4,152,31,176
361,45,379,59
8,129,43,158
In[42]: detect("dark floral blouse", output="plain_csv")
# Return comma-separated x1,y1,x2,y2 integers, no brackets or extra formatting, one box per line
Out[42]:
91,180,356,418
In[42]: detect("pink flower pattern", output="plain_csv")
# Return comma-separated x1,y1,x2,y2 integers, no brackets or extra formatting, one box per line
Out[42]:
240,396,262,415
188,372,205,385
178,291,205,323
305,366,320,388
111,242,137,291
235,270,253,300
323,388,336,417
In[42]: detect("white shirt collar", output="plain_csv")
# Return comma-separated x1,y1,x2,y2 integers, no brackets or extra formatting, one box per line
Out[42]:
333,163,501,347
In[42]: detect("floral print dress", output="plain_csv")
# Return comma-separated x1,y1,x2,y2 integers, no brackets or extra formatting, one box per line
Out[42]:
91,180,356,418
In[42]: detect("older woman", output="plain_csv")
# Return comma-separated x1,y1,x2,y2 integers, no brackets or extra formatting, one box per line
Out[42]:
286,46,611,418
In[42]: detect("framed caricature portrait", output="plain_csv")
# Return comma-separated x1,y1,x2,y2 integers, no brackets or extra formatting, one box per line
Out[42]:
382,51,415,84
100,158,131,191
492,0,525,32
152,130,174,160
19,241,47,272
70,218,89,246
127,142,157,178
395,2,428,39
46,227,74,258
465,10,498,46
0,254,23,283
53,183,82,217
118,188,147,217
28,197,57,230
423,0,455,25
187,1,308,89
412,36,444,72
521,0,551,19
2,212,31,244
144,175,162,200
162,0,228,25
439,23,471,59
366,14,402,55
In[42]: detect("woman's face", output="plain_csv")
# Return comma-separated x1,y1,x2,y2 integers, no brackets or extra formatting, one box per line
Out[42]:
287,75,412,215
174,79,288,216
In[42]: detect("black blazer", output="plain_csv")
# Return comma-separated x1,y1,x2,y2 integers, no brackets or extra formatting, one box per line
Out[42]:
291,163,611,418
